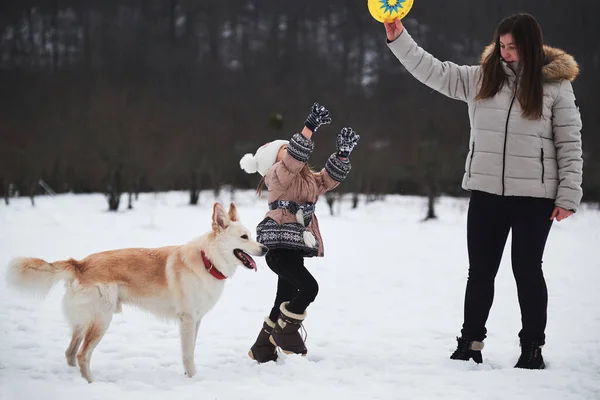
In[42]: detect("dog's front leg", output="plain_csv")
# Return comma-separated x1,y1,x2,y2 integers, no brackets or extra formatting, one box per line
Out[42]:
193,319,201,349
178,312,197,378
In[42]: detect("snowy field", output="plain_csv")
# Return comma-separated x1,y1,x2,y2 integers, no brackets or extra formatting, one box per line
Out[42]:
1,190,599,400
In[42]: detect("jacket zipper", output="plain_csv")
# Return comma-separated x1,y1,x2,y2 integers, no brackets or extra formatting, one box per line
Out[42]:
541,148,545,184
502,80,518,195
468,142,475,178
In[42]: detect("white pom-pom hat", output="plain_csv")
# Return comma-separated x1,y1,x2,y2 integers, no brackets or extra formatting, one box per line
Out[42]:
239,139,289,176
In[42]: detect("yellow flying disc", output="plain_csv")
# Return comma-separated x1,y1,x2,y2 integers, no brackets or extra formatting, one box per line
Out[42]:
368,0,414,23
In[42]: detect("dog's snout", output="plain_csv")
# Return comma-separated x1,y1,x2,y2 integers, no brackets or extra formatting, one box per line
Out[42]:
260,245,269,256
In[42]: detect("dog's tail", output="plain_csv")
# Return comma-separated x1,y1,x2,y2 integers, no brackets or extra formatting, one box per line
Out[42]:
6,257,77,297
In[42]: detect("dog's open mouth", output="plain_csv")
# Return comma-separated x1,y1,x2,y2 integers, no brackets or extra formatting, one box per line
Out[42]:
234,249,257,271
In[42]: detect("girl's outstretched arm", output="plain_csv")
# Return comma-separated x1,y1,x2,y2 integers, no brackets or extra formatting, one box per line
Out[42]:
315,127,360,195
266,102,332,191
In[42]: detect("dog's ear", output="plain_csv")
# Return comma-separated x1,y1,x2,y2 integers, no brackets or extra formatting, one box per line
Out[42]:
212,202,230,233
228,202,238,222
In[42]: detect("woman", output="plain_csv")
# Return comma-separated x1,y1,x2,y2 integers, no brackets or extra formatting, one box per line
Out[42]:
385,13,583,369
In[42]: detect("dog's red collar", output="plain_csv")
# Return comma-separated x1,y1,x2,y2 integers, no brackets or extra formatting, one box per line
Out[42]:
201,250,227,280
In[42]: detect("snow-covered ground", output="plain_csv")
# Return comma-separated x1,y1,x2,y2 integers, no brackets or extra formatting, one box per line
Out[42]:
1,191,599,400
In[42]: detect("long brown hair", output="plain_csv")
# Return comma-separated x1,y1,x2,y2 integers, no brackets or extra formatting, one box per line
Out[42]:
476,13,545,120
256,163,318,197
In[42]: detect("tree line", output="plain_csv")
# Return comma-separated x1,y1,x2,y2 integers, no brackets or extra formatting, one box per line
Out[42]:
1,0,598,211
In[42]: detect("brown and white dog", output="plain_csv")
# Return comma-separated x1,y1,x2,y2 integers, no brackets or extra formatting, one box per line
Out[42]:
6,202,268,383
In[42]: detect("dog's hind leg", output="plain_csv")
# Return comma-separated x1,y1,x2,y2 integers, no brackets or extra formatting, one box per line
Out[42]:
67,283,117,383
65,325,84,366
77,314,112,383
63,282,88,367
115,298,122,313
179,312,198,378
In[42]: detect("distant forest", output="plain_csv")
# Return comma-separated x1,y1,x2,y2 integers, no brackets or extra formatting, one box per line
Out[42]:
1,0,599,210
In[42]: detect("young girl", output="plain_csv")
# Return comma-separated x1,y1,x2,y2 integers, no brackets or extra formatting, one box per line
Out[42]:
239,102,360,362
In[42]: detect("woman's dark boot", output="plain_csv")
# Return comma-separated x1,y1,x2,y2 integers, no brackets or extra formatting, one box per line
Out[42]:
514,341,545,369
270,302,307,356
248,317,278,363
450,337,484,364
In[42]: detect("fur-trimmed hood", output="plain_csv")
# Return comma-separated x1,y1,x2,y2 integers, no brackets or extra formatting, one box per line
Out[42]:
480,43,579,82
